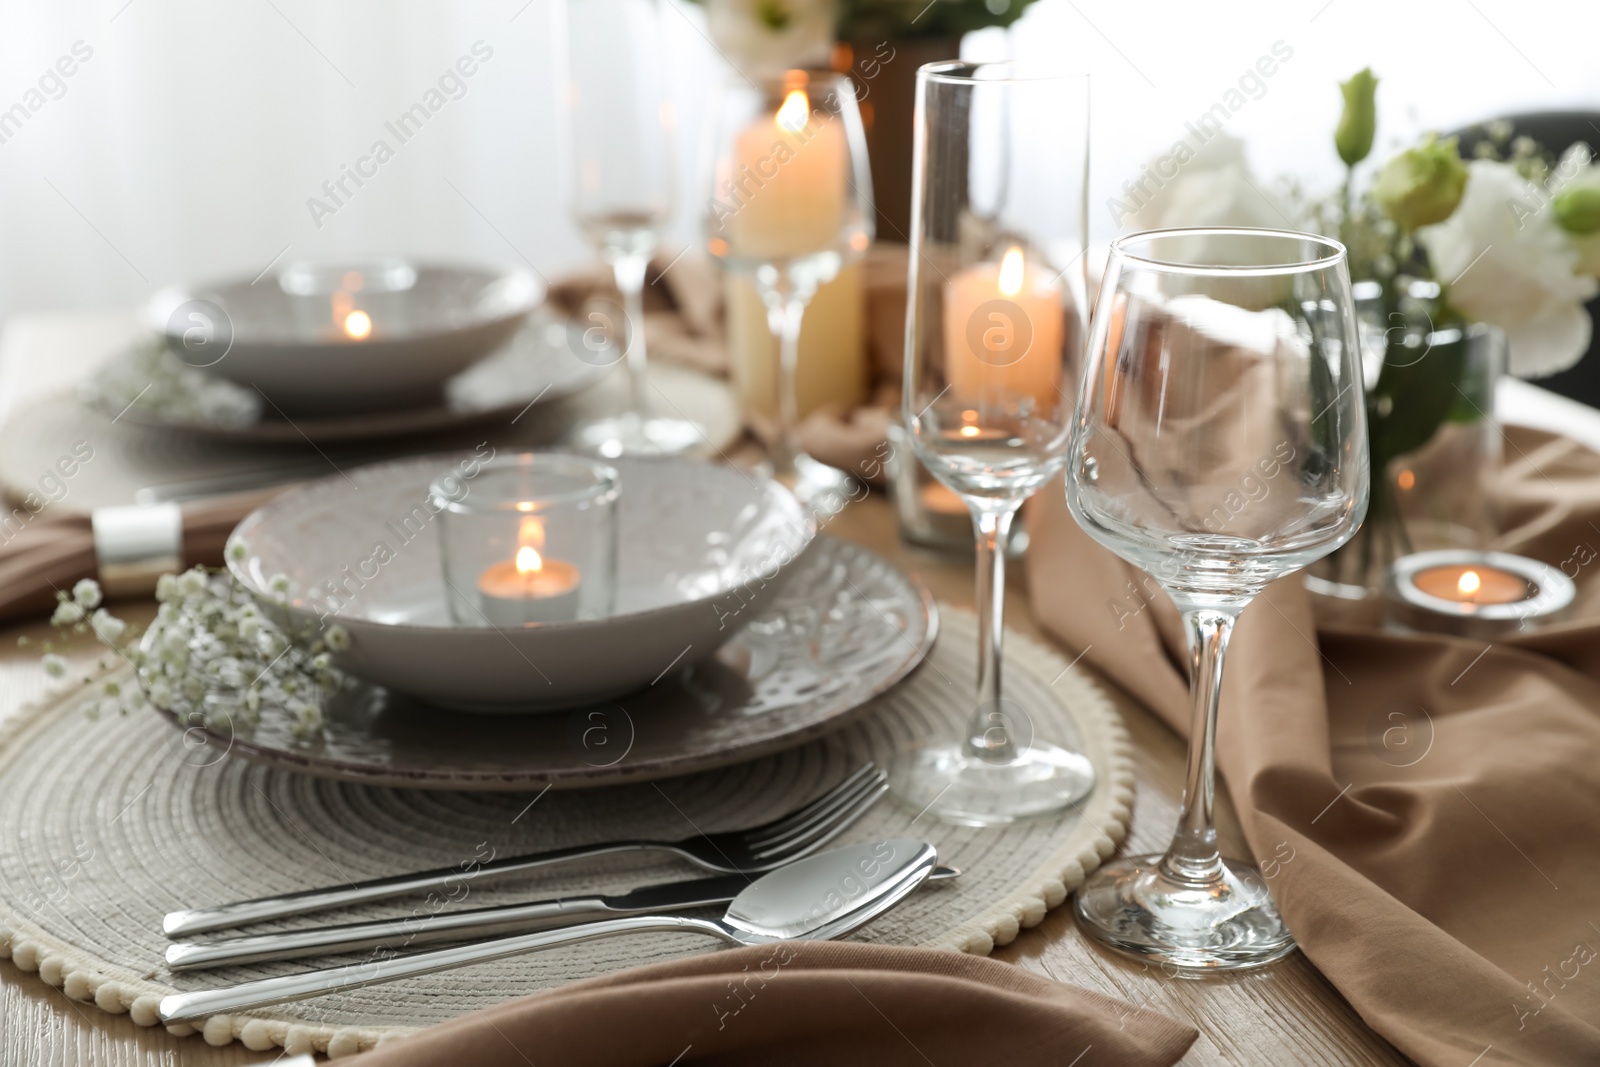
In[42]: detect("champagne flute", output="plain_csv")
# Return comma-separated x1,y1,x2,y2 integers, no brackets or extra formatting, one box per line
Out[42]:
561,0,702,457
894,62,1096,825
702,70,873,499
1066,227,1369,970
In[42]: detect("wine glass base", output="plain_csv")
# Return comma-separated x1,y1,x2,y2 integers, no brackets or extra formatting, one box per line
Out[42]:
1073,854,1297,973
888,740,1096,827
779,452,859,506
570,414,703,459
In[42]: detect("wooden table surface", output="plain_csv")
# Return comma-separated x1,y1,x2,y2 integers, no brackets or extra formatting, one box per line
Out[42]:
0,487,1408,1066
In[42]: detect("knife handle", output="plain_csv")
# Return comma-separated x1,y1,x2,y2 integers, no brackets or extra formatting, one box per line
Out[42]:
159,914,735,1022
162,841,657,938
165,896,615,972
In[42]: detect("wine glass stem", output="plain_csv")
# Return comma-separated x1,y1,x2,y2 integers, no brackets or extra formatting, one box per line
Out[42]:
762,295,807,477
964,502,1019,764
611,253,651,426
1159,606,1239,885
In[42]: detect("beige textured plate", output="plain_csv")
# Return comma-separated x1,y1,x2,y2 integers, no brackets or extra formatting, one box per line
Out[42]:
169,537,934,788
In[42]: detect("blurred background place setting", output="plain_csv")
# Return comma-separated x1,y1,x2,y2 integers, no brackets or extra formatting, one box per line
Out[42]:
2,3,1600,1067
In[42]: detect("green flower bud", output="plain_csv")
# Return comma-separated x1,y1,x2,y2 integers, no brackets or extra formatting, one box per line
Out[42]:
1554,184,1600,235
1335,68,1378,166
1373,134,1469,230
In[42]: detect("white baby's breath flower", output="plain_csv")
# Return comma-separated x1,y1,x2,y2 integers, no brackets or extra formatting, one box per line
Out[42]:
72,579,103,610
177,570,208,597
42,653,68,678
155,573,178,602
1420,159,1600,378
51,600,85,626
268,573,291,596
228,542,247,562
324,624,350,652
90,608,127,644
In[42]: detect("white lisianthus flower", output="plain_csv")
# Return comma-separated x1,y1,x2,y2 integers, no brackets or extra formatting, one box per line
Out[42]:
1419,160,1599,378
1127,134,1291,235
706,0,836,78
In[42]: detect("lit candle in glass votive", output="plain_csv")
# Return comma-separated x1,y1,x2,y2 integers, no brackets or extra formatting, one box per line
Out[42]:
477,516,582,625
943,245,1064,412
1385,550,1576,637
726,81,848,261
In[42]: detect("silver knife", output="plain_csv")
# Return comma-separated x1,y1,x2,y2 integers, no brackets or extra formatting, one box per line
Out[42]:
166,865,961,972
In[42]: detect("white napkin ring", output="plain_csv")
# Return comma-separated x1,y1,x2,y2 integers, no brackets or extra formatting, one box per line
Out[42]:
91,503,182,596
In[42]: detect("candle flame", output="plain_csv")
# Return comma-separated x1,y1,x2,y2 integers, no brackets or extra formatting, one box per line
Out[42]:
776,89,810,134
516,545,543,575
343,309,373,340
998,246,1025,298
1397,469,1416,491
1458,570,1481,597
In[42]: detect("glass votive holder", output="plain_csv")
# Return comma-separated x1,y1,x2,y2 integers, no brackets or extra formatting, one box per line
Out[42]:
279,257,418,342
432,453,619,627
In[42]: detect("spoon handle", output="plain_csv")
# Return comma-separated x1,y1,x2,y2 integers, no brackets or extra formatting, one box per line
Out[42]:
158,914,733,1022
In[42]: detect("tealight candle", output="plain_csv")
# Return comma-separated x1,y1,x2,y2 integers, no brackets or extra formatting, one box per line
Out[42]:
477,540,582,626
1385,550,1576,638
432,453,619,629
943,245,1064,413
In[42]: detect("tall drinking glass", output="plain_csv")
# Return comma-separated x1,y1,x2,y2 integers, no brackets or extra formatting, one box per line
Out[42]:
1066,227,1369,970
562,0,702,457
894,62,1095,825
702,71,873,499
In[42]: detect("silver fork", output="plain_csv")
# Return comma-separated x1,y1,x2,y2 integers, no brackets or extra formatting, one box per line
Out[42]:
162,764,889,938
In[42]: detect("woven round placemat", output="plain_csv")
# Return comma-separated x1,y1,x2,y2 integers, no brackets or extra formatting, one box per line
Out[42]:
0,609,1132,1058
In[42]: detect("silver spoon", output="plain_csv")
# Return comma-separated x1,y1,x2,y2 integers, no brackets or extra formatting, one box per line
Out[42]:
158,838,938,1023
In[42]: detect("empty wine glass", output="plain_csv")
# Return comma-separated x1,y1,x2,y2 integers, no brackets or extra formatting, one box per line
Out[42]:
1066,227,1369,971
893,61,1096,826
561,0,702,457
701,70,873,499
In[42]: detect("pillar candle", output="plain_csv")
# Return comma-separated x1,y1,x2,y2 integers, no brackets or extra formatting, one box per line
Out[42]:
942,246,1064,413
726,85,849,261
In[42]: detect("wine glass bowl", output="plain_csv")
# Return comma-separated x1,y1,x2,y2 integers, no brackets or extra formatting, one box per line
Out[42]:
562,0,702,458
1066,226,1368,971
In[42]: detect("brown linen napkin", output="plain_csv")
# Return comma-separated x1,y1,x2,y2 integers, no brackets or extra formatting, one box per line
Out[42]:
0,488,279,625
1027,425,1600,1067
349,941,1197,1067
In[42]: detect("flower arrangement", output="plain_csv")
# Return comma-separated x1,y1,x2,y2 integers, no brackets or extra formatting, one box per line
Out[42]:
699,0,1040,76
1129,71,1600,591
1316,68,1600,379
38,559,345,742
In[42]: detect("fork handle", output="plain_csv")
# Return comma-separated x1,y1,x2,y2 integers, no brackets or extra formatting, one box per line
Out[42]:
162,841,662,938
158,914,735,1022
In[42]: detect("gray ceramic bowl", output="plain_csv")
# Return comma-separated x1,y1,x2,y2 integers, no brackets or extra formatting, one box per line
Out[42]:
226,455,816,712
147,261,543,413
